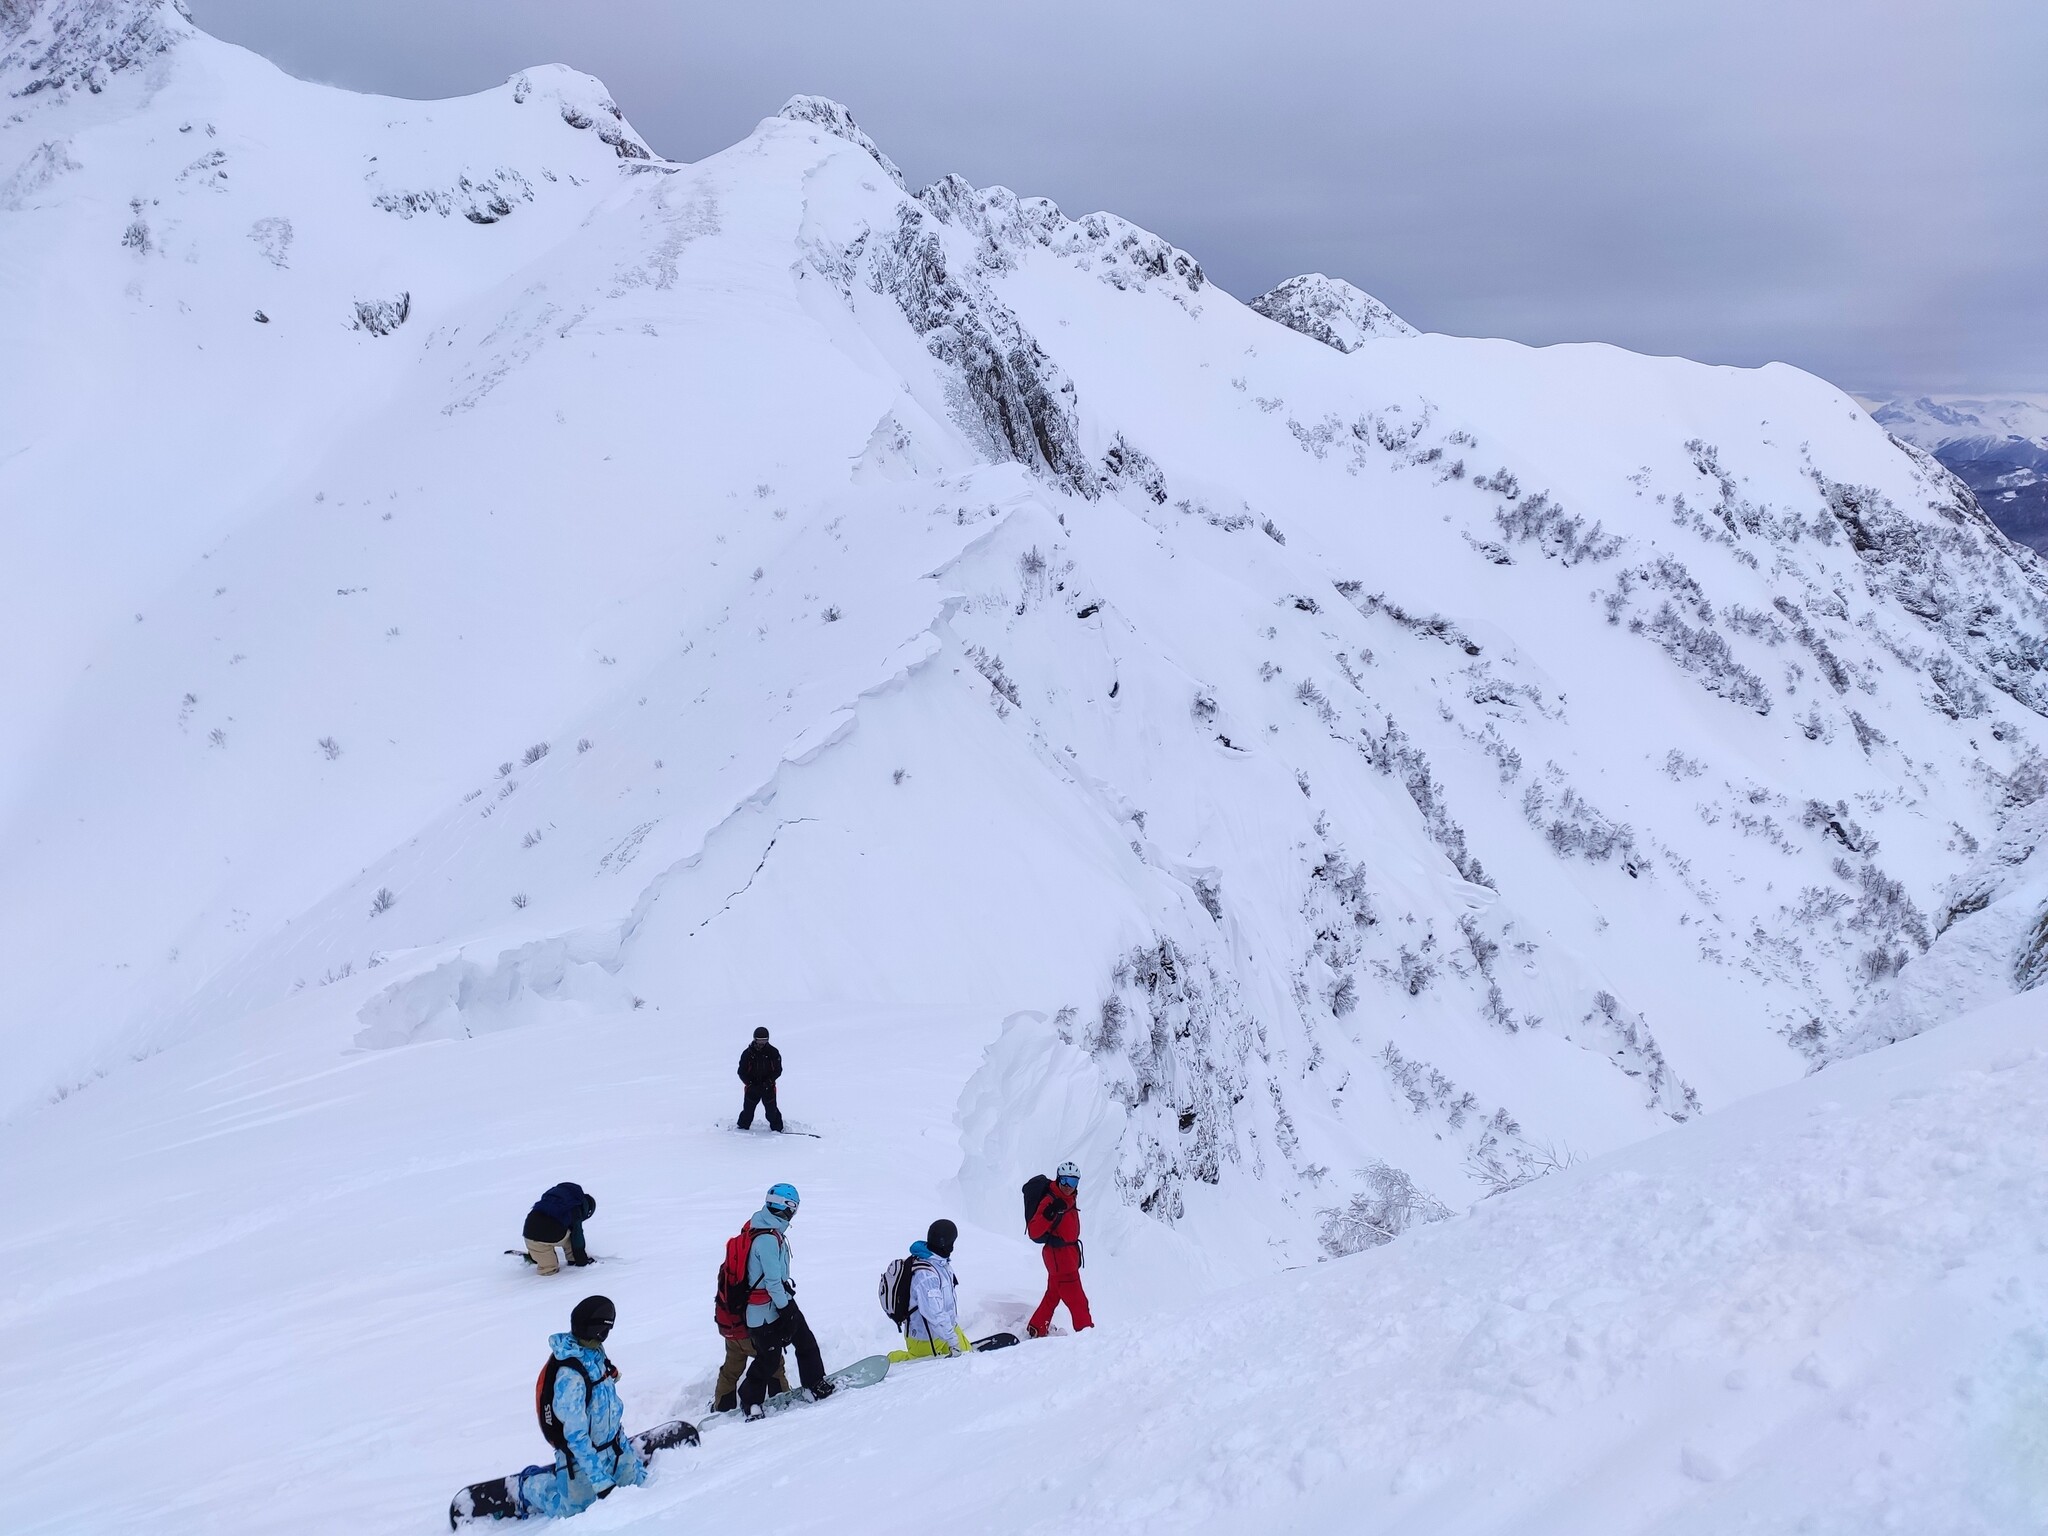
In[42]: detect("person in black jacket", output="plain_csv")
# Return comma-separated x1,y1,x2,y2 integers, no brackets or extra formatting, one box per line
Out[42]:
524,1182,597,1274
736,1027,784,1132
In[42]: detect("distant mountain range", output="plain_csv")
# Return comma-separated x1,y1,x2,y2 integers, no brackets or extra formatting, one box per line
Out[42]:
1862,395,2048,553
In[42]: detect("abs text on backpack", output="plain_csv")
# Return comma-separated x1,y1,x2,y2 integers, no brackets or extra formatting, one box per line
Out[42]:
877,1254,930,1329
714,1222,778,1338
536,1353,617,1466
1021,1174,1054,1241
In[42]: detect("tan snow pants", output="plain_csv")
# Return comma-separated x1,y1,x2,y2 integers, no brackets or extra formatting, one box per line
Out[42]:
525,1236,568,1275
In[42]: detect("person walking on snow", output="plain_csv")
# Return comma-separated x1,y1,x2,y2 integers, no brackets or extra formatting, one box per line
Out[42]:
1026,1162,1093,1337
523,1182,597,1275
737,1182,833,1419
736,1026,784,1132
514,1295,646,1519
889,1219,973,1361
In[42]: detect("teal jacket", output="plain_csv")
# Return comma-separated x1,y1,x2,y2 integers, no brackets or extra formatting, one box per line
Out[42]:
745,1206,793,1328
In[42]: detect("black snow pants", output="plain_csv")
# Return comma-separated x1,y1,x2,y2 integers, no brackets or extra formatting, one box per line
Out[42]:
739,1302,826,1408
737,1081,783,1131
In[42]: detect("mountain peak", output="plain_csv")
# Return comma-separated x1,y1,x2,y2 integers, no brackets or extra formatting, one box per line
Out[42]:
777,94,904,187
1,0,192,97
1250,272,1418,349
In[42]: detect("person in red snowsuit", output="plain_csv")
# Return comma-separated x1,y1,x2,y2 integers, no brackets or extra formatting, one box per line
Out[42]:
1026,1162,1093,1337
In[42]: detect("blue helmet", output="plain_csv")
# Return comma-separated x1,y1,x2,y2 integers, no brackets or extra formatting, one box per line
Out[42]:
765,1182,800,1217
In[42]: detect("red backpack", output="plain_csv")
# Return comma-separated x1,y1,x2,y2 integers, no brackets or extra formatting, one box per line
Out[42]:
712,1223,779,1339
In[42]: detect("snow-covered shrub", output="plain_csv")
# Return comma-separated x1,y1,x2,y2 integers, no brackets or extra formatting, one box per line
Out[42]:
1317,1161,1449,1257
369,887,395,916
1101,434,1167,503
1363,718,1491,888
1581,992,1697,1118
1521,766,1647,873
1639,603,1772,714
351,293,411,336
1494,492,1623,565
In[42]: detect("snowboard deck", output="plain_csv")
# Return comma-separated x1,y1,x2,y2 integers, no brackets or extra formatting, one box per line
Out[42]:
970,1332,1020,1352
502,1249,606,1266
722,1117,823,1138
448,1420,697,1527
757,1353,889,1415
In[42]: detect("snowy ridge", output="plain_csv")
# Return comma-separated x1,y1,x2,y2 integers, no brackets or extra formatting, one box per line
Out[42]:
1250,270,1419,347
4,0,2048,1253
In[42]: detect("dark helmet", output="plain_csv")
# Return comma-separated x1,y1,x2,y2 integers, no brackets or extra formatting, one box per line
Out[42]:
753,1027,771,1041
925,1219,958,1258
570,1294,616,1345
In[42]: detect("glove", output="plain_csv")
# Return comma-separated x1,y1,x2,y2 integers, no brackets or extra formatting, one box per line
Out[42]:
568,1256,594,1268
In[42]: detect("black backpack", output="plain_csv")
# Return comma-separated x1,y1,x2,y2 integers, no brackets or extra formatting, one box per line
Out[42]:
1021,1174,1053,1241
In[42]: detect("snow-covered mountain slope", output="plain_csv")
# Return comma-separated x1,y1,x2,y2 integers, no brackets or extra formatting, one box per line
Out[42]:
1862,394,2048,554
7,939,2044,1534
7,0,2048,1260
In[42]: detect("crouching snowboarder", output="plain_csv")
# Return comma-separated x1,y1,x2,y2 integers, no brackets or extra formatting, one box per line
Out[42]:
736,1026,785,1132
516,1296,645,1518
884,1219,973,1361
1025,1162,1093,1337
735,1182,833,1419
522,1183,596,1275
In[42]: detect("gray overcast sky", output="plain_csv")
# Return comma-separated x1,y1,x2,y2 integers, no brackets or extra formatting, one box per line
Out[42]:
192,0,2047,395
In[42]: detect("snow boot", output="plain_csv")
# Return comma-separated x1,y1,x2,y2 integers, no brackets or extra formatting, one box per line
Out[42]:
744,1402,765,1422
806,1381,837,1402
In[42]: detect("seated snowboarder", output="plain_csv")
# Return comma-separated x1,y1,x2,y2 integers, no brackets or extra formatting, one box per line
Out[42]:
1026,1162,1093,1337
737,1182,833,1419
514,1295,646,1518
888,1219,974,1362
736,1026,784,1132
523,1182,597,1275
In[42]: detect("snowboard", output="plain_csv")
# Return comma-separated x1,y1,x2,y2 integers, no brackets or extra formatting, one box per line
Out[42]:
503,1250,604,1266
448,1420,697,1528
756,1353,889,1415
728,1125,823,1138
970,1332,1020,1352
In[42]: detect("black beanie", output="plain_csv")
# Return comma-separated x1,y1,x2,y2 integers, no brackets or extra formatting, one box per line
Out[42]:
582,1194,597,1220
925,1219,958,1257
753,1027,770,1040
570,1294,616,1342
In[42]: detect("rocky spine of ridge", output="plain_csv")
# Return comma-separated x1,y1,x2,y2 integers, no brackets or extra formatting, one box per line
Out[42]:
1251,272,1418,349
0,0,192,96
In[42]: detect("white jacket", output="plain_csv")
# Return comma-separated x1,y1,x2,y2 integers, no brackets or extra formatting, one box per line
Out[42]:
906,1250,960,1347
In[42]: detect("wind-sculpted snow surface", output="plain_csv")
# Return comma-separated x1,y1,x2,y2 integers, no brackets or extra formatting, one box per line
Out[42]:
4,0,2048,1263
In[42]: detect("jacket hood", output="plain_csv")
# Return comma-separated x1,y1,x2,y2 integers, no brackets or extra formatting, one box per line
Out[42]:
909,1239,931,1259
549,1331,608,1369
750,1206,790,1233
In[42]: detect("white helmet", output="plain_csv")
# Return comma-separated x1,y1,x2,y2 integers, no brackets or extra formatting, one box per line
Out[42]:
1056,1161,1080,1184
